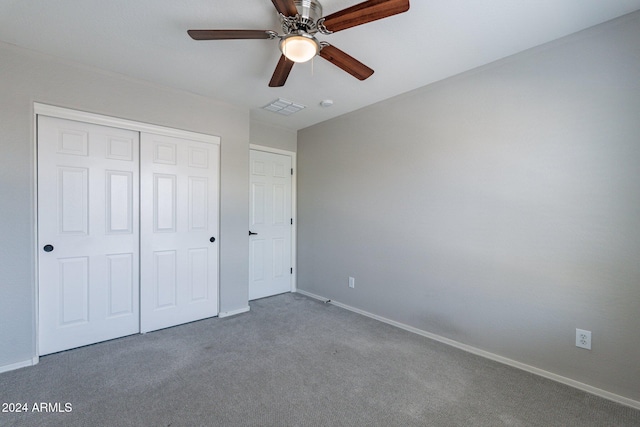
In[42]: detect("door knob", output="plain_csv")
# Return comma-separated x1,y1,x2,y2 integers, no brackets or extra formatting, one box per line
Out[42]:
209,237,216,243
249,231,258,236
43,244,54,252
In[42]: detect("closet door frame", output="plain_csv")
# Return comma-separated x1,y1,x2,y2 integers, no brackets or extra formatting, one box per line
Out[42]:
33,103,221,359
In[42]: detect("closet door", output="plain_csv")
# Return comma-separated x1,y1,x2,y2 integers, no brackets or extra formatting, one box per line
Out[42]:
38,116,140,355
140,133,219,333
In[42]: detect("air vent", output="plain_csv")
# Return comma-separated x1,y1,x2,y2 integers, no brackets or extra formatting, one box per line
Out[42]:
262,98,306,116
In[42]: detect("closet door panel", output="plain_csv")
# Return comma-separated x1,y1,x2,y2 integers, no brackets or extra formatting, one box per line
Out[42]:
38,116,140,355
140,133,219,333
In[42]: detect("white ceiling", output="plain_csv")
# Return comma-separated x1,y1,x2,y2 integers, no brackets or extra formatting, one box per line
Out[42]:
1,0,639,131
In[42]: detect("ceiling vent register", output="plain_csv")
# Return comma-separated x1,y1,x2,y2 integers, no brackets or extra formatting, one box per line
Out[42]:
262,98,306,115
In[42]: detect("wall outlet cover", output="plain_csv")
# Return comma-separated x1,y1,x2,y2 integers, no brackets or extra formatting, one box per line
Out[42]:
576,328,592,350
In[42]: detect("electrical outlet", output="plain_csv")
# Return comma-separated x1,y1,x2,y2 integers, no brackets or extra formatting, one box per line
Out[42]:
348,277,355,289
576,329,591,350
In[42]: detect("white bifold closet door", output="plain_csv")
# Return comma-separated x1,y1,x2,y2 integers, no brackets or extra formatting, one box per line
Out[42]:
38,116,140,355
140,133,219,333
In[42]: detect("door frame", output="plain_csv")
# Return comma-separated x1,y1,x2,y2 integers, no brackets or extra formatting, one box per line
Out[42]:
249,144,297,294
33,102,221,358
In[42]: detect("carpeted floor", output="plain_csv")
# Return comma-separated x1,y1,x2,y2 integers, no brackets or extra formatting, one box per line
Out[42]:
1,293,638,426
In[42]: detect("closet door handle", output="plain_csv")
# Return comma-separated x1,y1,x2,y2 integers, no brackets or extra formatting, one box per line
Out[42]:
249,231,258,236
209,237,216,243
43,244,54,252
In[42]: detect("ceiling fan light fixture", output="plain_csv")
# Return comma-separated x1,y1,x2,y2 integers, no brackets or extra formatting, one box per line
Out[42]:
280,33,320,63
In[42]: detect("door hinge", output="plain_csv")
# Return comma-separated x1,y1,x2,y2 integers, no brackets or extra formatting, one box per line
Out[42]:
291,218,293,225
291,168,293,176
290,268,293,274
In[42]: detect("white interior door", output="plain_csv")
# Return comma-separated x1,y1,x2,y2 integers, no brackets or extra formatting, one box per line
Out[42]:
249,150,292,300
140,133,219,333
37,116,140,355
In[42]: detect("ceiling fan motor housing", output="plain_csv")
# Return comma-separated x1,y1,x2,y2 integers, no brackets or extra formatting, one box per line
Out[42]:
294,0,323,31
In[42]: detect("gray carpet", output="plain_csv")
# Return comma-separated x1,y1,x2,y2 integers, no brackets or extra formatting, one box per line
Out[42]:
1,293,638,426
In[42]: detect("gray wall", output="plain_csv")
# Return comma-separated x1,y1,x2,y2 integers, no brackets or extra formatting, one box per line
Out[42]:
297,12,640,402
250,119,297,152
0,42,250,368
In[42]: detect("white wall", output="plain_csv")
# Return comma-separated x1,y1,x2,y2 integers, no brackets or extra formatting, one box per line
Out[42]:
250,119,297,152
297,12,640,403
0,42,250,368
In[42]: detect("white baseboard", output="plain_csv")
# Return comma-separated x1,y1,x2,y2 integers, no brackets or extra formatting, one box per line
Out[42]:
296,289,331,302
218,306,250,318
0,356,39,374
295,289,640,410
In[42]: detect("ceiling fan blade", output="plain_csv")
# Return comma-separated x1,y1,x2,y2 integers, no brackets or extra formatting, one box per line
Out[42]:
188,30,273,40
269,55,295,87
271,0,299,17
321,0,410,33
319,45,374,81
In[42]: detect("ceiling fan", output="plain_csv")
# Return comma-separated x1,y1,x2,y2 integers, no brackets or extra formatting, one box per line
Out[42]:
188,0,410,87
